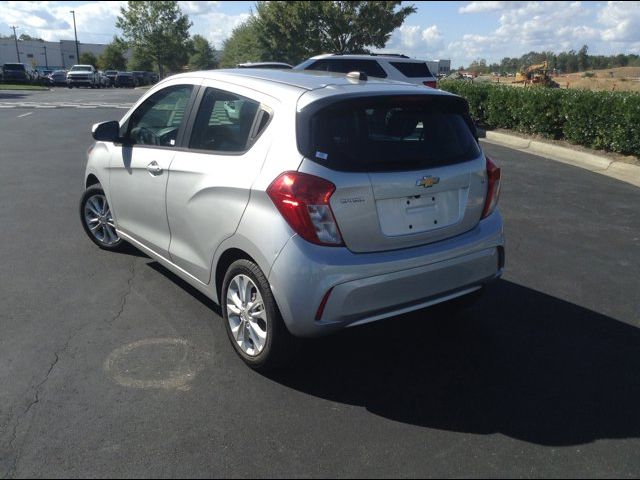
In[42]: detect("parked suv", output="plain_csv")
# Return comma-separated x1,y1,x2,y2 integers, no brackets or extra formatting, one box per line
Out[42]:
1,63,35,84
80,69,504,370
295,54,438,88
115,71,135,88
67,64,99,88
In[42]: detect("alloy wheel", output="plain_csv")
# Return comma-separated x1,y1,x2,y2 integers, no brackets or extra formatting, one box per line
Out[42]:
83,194,119,246
226,274,268,356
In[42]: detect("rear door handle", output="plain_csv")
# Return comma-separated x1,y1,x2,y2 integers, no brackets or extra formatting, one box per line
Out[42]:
147,161,163,176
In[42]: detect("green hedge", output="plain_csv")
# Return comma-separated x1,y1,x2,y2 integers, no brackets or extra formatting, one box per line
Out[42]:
438,80,640,157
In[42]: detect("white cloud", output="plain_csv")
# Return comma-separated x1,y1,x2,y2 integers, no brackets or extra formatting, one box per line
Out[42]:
179,1,220,16
380,24,444,59
445,1,622,65
422,25,443,45
0,1,126,43
599,1,640,42
188,11,250,49
0,1,248,48
459,1,506,14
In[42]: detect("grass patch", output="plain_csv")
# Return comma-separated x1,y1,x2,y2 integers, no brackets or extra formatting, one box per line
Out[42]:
0,83,49,91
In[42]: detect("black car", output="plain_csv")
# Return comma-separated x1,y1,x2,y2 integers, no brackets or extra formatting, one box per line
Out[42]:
105,70,118,85
115,72,135,88
49,70,68,86
1,63,33,84
131,71,146,86
142,71,157,85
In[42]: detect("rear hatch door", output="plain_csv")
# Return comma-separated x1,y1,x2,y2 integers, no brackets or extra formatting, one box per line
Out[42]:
297,92,487,253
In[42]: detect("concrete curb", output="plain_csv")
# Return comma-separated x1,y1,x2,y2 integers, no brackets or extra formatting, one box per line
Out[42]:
481,130,640,188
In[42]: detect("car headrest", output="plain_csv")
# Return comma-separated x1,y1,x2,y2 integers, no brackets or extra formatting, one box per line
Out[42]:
386,110,420,138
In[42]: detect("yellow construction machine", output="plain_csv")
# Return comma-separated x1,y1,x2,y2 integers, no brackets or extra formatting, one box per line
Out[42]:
514,61,555,86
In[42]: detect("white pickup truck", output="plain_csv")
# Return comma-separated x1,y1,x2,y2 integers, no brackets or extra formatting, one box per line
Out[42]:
67,64,99,89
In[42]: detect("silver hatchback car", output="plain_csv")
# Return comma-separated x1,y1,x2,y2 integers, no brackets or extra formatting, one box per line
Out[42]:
80,69,504,370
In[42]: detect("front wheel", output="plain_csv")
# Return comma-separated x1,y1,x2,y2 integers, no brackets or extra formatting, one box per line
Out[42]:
222,259,297,370
79,184,123,250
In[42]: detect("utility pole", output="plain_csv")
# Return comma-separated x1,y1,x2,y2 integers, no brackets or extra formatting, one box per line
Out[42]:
42,45,49,69
70,10,80,62
11,26,20,63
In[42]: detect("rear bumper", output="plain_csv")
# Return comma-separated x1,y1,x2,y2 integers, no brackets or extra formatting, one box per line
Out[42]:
268,211,504,337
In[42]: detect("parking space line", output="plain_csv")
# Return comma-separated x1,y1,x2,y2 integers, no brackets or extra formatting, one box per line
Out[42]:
17,112,33,118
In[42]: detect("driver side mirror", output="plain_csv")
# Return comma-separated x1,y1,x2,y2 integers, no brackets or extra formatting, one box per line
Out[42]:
92,120,120,142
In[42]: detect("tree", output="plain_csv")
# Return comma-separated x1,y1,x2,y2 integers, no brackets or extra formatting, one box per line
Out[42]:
116,1,192,77
188,34,217,70
18,33,44,42
577,44,589,72
254,1,417,65
219,19,265,68
79,52,98,67
98,37,128,70
128,47,154,71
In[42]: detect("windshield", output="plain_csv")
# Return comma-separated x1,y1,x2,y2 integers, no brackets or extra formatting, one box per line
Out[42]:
300,95,480,172
71,66,92,72
3,64,25,71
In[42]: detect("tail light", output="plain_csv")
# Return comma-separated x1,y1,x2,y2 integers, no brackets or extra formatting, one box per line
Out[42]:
267,172,344,246
481,156,501,219
423,80,437,88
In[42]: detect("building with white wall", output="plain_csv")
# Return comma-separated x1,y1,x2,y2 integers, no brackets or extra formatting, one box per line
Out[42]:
0,38,129,70
426,59,451,75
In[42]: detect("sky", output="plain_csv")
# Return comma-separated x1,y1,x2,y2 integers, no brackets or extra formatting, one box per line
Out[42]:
1,1,639,67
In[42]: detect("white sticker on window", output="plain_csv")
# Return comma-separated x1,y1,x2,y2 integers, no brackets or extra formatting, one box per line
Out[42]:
170,139,176,146
315,151,328,160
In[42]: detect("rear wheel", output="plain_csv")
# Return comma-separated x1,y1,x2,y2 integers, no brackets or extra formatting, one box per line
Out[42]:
79,184,123,250
222,259,297,370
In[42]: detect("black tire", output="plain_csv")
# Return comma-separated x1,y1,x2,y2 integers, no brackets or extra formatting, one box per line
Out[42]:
221,259,297,371
79,184,124,251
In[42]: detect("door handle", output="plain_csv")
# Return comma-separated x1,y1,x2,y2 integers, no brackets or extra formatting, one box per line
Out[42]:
147,161,163,176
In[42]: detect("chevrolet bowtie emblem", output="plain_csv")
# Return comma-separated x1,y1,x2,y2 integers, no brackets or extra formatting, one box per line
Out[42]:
416,176,440,188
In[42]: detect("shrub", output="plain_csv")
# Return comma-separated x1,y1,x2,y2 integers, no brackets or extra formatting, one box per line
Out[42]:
438,81,640,156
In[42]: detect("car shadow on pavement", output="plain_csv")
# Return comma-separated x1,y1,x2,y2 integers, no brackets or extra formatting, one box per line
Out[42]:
0,93,28,100
267,279,640,447
146,261,222,317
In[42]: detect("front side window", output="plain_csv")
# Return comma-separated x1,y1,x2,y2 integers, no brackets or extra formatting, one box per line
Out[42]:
189,87,261,152
123,85,193,147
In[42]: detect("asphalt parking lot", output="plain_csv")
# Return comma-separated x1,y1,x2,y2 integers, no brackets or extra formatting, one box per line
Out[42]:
1,89,639,478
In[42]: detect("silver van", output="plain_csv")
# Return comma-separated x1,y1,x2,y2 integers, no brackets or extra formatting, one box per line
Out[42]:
81,69,504,370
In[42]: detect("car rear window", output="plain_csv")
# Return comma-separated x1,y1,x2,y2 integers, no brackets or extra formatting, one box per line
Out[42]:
298,95,480,172
389,62,433,78
306,59,388,78
3,64,25,71
71,66,92,71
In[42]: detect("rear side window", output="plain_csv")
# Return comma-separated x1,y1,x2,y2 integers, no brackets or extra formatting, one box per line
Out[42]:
189,87,262,153
299,96,480,172
389,62,433,78
306,59,387,78
3,64,25,71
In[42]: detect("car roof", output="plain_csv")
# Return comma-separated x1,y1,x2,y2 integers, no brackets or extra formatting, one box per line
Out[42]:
307,53,426,63
237,62,292,68
164,69,452,105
